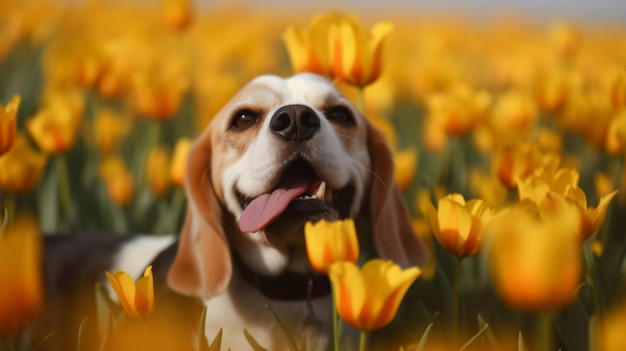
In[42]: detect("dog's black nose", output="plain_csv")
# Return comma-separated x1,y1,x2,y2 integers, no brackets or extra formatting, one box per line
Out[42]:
270,104,320,144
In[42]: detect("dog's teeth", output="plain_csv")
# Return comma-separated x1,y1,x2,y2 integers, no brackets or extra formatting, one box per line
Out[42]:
324,182,333,204
316,181,326,201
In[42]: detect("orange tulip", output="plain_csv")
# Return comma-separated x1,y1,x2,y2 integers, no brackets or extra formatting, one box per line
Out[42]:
304,219,359,274
328,259,420,331
0,95,20,156
0,133,47,194
426,194,494,257
488,205,581,310
0,216,43,339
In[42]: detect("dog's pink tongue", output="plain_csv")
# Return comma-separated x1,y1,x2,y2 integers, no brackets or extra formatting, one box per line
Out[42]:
239,178,309,233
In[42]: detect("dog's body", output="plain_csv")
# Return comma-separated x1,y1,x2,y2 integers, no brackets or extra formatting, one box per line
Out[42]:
38,73,427,350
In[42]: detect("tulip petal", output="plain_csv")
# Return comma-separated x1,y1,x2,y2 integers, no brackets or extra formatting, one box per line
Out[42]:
106,270,139,317
363,21,393,86
437,197,473,253
328,262,365,328
135,266,154,317
305,219,360,273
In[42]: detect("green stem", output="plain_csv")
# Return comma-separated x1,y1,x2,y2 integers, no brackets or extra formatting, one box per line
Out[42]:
56,155,73,221
264,304,299,351
1,192,15,232
358,330,368,351
451,256,464,343
582,247,603,315
136,121,162,188
333,289,340,351
534,311,554,351
356,86,366,115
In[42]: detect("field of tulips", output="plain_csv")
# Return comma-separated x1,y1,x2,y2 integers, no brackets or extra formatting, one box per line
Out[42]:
1,0,626,350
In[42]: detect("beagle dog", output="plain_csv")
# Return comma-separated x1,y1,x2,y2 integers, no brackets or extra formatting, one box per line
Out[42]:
39,73,427,351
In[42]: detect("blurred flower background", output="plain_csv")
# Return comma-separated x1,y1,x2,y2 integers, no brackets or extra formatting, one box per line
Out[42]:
1,0,626,350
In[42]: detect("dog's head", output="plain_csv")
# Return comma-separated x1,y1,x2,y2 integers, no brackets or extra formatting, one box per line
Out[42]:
167,73,427,299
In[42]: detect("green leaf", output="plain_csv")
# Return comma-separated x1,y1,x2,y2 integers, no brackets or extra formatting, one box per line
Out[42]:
244,329,270,351
94,283,121,334
97,313,114,351
37,163,59,232
518,331,526,351
32,333,53,351
416,322,434,351
265,304,299,351
76,318,89,351
298,334,307,351
198,306,210,351
477,314,501,349
458,322,489,351
208,329,223,351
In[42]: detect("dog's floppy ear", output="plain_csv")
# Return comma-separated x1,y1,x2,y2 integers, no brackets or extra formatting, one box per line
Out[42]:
365,119,429,267
167,130,232,299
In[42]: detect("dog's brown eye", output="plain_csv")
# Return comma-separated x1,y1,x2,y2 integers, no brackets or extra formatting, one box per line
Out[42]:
230,109,260,130
325,106,355,126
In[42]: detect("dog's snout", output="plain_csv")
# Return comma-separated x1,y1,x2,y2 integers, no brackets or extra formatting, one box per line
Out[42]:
270,104,320,144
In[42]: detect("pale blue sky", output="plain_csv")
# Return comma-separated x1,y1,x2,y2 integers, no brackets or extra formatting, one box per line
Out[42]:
238,0,626,24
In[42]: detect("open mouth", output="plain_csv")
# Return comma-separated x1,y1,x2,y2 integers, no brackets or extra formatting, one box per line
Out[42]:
237,158,354,233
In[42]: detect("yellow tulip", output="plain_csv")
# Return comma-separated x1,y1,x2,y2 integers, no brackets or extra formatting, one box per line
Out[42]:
328,259,421,331
595,299,626,351
548,22,580,59
492,143,555,189
282,14,333,77
517,167,578,204
489,90,538,140
0,95,20,156
27,90,84,155
0,133,47,194
518,167,618,240
105,266,154,318
283,12,393,87
424,84,491,136
99,156,135,207
488,205,581,311
162,0,193,32
606,110,626,155
609,69,625,109
0,216,43,339
94,108,131,156
393,148,418,191
130,74,185,121
329,16,393,87
146,146,171,198
304,219,360,274
169,137,192,187
426,194,494,257
468,170,508,208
